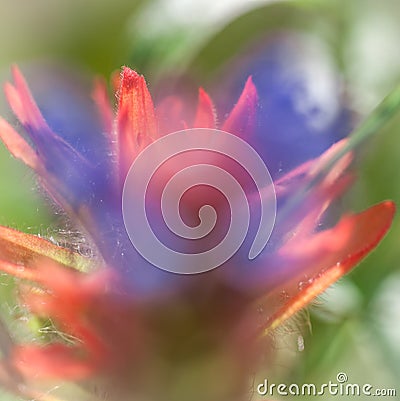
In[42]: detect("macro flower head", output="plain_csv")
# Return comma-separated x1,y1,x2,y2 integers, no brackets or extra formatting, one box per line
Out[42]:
0,65,395,401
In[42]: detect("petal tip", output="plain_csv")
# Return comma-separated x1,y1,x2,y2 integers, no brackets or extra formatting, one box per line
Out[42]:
222,75,258,137
120,67,143,91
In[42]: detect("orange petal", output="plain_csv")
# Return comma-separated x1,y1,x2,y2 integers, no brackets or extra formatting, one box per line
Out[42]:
261,201,396,334
193,88,216,128
222,76,257,138
116,67,158,178
0,226,93,271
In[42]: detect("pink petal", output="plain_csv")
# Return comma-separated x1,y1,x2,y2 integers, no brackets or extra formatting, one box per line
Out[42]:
156,96,186,135
222,76,257,138
0,117,40,170
193,88,216,128
4,66,45,131
92,77,114,137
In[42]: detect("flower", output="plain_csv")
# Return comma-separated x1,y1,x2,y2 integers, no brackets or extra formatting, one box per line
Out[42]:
0,66,395,401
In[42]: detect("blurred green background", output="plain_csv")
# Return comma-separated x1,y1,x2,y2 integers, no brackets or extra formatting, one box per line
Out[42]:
0,0,399,400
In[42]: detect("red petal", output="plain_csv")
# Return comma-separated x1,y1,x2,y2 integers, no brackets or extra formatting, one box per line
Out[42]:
193,88,216,128
12,344,95,380
116,67,158,178
222,76,257,138
261,201,395,334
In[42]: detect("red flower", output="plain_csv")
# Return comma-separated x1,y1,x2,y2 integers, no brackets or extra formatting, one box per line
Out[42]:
0,66,395,401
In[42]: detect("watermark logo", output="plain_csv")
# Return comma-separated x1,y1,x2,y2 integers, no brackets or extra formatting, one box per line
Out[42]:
257,372,397,397
122,128,276,274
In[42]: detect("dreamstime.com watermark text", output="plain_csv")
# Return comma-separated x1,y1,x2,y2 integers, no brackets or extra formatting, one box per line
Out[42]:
257,373,397,397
